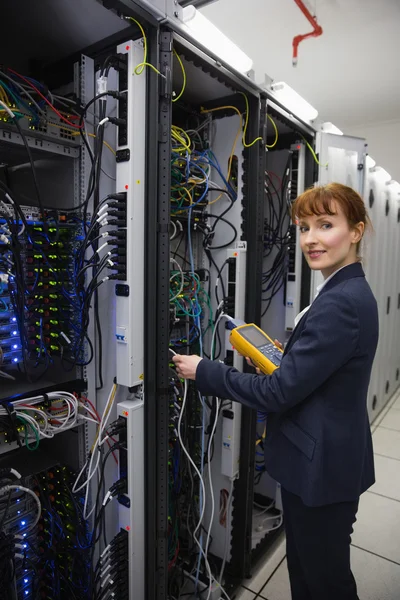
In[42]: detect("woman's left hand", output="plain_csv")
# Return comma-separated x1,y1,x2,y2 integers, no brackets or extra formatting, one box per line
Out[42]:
172,354,203,380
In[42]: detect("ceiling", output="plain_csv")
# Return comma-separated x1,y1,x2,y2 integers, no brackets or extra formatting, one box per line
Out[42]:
0,0,129,71
201,0,400,129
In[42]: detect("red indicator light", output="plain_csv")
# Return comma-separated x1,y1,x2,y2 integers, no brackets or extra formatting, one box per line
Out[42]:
297,145,301,149
126,45,130,51
126,526,131,531
125,185,129,190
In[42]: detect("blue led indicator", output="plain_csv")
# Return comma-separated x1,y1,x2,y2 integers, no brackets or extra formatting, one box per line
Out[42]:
13,358,18,363
24,578,28,584
21,520,26,525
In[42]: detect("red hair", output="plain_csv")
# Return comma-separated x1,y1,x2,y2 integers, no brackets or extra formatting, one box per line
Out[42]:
292,183,371,235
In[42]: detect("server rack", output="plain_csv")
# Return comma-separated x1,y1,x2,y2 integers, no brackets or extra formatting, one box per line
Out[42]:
144,25,268,597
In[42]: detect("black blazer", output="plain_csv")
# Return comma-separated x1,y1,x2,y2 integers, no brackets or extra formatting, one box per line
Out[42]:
196,263,379,506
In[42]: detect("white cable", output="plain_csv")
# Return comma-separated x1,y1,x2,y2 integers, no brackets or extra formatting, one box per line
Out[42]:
253,513,283,537
0,485,41,529
0,100,16,119
219,478,235,584
0,370,15,380
169,257,185,302
170,219,177,240
204,398,221,600
204,398,220,558
177,380,213,588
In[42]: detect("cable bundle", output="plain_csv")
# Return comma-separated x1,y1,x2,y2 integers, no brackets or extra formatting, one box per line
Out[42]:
262,154,294,316
168,116,244,599
0,391,105,452
93,529,129,600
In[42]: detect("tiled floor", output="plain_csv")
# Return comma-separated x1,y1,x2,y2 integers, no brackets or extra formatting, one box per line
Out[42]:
235,387,400,600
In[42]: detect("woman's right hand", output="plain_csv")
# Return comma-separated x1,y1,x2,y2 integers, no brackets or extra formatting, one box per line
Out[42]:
274,339,284,351
245,357,262,375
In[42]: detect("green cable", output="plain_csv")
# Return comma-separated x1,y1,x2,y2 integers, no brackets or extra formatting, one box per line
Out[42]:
16,415,40,451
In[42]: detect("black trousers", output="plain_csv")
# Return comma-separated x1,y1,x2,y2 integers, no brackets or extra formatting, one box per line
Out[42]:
281,487,360,600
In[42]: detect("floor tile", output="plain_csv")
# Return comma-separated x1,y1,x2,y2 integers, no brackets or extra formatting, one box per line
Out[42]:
388,389,400,407
234,587,258,600
370,454,400,502
380,408,400,432
373,427,400,461
352,492,400,563
373,402,393,427
259,560,290,600
392,395,400,410
350,545,400,600
242,534,286,594
261,546,400,600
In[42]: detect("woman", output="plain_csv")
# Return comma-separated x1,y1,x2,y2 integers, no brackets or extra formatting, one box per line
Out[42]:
173,183,379,600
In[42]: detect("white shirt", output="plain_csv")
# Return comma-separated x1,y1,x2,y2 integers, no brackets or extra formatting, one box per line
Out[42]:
293,265,349,327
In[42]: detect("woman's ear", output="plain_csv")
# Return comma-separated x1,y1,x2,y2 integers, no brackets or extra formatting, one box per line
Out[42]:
352,221,365,244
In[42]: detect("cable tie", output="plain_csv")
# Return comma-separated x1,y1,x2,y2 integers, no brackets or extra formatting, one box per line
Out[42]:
96,242,109,254
97,76,108,95
60,331,71,345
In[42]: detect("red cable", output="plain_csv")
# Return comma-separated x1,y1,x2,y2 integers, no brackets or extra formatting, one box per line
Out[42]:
7,68,83,129
266,171,283,195
79,395,118,464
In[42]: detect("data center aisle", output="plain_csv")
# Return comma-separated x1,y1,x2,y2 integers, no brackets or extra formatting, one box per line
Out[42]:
235,388,400,600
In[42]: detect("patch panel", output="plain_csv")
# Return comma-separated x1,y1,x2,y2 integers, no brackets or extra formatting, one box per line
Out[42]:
1,463,91,600
0,205,85,376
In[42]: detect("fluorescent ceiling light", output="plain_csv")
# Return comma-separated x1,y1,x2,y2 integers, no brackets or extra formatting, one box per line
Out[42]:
370,166,391,181
321,122,343,135
270,82,318,122
181,6,253,74
386,180,400,193
365,155,376,169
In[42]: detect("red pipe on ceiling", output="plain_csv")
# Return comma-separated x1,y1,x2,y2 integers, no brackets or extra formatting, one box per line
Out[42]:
292,0,323,66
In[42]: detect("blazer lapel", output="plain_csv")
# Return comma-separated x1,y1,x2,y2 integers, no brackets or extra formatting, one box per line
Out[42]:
283,263,365,356
283,309,310,356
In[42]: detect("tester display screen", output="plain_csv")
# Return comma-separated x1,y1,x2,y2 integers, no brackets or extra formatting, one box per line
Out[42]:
239,325,269,347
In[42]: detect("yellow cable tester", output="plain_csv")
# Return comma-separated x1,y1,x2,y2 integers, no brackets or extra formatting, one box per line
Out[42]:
229,324,283,375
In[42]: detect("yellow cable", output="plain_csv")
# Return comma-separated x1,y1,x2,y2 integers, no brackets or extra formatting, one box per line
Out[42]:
171,125,192,153
266,114,279,149
208,122,241,206
301,135,328,167
0,86,9,104
255,426,266,446
125,17,163,77
200,106,242,205
172,49,186,103
239,92,263,148
44,121,116,155
90,383,117,452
